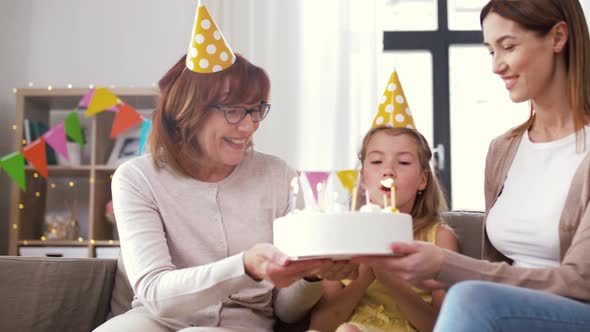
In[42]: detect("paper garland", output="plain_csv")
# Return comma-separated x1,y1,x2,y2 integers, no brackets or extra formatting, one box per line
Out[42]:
2,87,151,192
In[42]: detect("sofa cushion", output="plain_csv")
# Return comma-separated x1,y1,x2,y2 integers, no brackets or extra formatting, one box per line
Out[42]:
0,256,116,332
442,210,484,259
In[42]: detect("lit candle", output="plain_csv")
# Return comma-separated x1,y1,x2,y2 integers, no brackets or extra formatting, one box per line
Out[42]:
390,181,397,212
380,178,397,212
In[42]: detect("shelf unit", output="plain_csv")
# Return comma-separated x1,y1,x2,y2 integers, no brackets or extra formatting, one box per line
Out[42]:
8,87,158,257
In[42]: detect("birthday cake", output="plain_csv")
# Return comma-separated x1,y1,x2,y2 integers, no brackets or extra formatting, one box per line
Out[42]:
273,206,413,260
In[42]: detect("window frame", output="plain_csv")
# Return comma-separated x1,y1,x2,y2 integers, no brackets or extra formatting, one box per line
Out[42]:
382,0,483,208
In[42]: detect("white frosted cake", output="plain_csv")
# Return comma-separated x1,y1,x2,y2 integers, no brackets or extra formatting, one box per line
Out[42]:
273,208,413,260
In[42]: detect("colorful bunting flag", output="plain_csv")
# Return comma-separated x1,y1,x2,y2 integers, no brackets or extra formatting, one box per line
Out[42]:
64,110,85,146
21,137,48,179
138,119,152,155
1,152,26,191
336,170,360,196
304,171,331,203
78,88,95,108
85,87,118,117
110,103,143,138
43,122,69,161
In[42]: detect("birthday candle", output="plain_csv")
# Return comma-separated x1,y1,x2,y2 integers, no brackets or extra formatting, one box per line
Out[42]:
365,189,371,205
351,186,358,211
390,180,397,212
383,194,388,209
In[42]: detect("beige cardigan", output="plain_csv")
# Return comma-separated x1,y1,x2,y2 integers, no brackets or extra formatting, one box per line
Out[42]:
437,129,590,303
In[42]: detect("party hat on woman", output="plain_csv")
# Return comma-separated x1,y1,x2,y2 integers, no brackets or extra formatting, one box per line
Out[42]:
186,3,236,73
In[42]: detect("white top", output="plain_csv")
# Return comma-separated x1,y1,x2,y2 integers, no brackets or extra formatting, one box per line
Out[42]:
111,150,319,330
487,127,590,268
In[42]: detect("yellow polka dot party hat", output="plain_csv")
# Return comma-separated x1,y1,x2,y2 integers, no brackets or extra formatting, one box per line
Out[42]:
372,69,415,129
186,3,236,73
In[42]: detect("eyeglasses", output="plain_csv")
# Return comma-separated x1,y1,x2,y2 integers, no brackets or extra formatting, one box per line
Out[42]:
210,102,271,125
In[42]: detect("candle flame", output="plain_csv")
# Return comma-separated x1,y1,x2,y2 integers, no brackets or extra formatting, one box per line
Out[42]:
380,178,394,188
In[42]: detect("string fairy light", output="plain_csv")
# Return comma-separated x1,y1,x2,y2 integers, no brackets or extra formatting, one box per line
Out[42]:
47,86,53,91
67,84,73,89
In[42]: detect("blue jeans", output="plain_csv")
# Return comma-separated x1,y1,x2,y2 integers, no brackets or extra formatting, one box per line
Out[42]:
433,281,590,332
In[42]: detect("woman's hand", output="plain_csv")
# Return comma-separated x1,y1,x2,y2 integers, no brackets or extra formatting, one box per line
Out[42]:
243,243,328,287
352,241,445,285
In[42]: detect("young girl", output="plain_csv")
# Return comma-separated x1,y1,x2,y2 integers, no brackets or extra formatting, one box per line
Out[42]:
309,126,459,332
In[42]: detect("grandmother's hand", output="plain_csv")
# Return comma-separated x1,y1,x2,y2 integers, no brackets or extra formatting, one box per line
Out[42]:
352,241,445,285
243,243,328,288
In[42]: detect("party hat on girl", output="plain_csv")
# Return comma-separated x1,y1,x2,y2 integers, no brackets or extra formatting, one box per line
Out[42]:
372,68,415,129
186,3,236,73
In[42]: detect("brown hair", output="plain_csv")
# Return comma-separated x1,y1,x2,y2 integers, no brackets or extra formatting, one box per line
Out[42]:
358,126,449,239
150,54,270,176
481,0,590,147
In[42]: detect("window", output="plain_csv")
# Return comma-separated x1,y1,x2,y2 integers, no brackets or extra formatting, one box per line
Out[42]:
381,0,484,209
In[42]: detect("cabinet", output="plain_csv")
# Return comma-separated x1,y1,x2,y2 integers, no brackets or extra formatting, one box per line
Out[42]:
8,87,158,257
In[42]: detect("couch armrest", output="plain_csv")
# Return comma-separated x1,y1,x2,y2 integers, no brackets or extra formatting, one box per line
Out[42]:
0,256,117,332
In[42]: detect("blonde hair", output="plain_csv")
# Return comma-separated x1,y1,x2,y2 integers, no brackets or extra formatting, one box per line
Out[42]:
481,0,590,149
358,126,448,240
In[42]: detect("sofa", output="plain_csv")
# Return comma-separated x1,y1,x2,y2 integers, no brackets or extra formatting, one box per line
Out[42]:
0,211,483,332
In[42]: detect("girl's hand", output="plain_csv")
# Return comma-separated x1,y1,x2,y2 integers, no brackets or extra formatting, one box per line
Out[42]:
358,264,376,283
307,260,359,281
243,243,326,287
352,241,445,284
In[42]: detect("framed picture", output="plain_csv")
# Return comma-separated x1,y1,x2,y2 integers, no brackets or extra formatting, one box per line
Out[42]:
107,127,147,166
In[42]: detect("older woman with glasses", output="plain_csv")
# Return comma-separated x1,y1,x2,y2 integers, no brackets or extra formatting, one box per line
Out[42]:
94,53,357,332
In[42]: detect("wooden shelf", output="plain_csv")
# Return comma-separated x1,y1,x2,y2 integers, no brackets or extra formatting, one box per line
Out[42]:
18,240,88,246
9,87,158,257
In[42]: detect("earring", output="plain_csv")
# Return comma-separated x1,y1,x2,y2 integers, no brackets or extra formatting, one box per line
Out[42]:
417,191,423,196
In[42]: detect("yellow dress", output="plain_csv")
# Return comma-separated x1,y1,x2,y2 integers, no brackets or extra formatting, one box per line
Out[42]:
341,223,440,332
